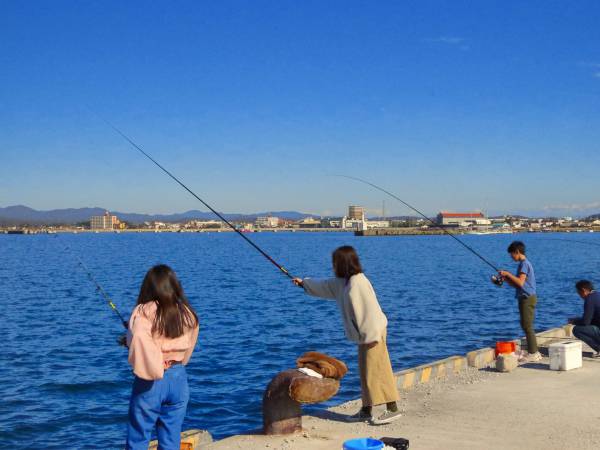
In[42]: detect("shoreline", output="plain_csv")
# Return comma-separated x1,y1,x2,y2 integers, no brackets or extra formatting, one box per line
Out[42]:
2,227,599,235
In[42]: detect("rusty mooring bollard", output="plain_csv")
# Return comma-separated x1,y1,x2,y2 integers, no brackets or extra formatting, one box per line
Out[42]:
262,352,346,435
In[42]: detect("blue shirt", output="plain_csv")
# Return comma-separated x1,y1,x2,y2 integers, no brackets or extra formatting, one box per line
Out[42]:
515,258,536,298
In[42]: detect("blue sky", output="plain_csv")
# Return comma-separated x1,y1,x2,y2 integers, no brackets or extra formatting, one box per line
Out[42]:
2,1,600,217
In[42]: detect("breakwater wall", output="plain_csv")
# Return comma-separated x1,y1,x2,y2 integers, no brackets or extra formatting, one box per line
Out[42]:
394,324,573,390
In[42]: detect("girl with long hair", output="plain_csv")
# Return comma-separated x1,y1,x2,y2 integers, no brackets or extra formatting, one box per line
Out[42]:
293,246,400,425
125,264,199,450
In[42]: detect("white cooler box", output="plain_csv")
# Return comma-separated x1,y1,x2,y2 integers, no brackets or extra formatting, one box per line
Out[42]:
549,340,582,371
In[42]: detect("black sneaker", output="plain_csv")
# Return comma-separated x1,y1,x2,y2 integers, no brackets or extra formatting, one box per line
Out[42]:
345,409,372,423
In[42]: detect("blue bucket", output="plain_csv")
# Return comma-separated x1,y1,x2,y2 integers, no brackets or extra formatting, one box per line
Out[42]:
343,437,384,450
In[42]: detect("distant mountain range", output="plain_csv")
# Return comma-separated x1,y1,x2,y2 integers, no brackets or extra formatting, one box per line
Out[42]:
0,205,314,225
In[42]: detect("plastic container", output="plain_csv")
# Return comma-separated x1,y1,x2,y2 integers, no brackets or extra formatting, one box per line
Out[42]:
549,340,582,371
495,341,516,356
380,437,409,450
343,438,384,450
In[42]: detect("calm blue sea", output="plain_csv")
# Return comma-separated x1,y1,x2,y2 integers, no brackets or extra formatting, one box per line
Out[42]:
1,231,599,448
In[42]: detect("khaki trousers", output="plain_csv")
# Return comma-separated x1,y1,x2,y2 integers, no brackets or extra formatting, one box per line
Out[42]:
519,295,538,354
358,329,400,406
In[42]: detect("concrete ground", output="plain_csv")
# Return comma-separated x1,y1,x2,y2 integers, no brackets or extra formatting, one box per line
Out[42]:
206,355,600,450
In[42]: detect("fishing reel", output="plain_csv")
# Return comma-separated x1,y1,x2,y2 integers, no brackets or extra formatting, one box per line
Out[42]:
491,274,504,286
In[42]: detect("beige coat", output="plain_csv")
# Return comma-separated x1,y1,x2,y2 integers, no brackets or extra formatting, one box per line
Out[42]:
303,273,388,344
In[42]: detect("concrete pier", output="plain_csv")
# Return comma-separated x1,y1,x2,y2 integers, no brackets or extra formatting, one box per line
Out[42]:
149,429,212,449
201,325,600,450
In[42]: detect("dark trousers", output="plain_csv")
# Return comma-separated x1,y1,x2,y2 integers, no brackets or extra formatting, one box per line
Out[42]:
519,295,538,354
573,325,600,352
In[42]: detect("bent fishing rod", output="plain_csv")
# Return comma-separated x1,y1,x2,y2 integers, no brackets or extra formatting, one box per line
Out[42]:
95,115,294,280
335,175,501,276
57,235,128,329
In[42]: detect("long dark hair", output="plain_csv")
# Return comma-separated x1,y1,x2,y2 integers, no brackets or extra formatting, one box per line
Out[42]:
137,264,198,338
332,246,363,280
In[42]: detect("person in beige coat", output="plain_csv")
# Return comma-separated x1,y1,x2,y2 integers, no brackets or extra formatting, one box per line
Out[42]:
293,245,401,425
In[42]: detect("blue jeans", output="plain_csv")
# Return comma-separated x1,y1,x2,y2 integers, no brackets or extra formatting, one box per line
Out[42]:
573,325,600,352
126,364,189,450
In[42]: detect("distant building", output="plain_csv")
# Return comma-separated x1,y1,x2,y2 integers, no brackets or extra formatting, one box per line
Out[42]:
278,218,294,228
90,211,119,230
341,216,366,230
321,218,343,228
185,220,223,229
390,219,410,227
295,217,321,228
348,206,365,221
437,212,489,227
255,216,280,228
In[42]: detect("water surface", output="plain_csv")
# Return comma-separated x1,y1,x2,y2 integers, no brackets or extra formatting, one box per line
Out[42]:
1,231,598,448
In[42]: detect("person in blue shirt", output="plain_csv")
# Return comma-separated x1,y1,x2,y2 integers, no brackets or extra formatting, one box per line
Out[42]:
569,280,600,358
498,241,541,362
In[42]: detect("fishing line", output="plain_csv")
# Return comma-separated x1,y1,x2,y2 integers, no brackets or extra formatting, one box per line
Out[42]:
334,175,500,273
57,235,128,329
93,113,294,280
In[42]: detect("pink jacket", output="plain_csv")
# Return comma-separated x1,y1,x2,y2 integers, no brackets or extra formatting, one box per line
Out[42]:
127,301,199,380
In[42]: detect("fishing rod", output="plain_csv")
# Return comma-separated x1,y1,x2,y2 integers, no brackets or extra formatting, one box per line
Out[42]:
94,115,294,280
57,235,128,329
335,175,502,279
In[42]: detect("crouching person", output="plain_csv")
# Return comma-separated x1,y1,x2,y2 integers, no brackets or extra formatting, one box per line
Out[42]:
126,265,199,450
570,280,600,358
293,246,400,425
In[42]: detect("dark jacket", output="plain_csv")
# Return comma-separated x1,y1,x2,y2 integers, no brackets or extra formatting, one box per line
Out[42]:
574,291,600,327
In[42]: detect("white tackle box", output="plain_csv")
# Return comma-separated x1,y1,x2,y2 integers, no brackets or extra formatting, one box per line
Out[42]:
549,340,582,371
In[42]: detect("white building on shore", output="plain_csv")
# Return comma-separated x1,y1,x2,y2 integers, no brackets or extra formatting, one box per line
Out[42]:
437,212,491,227
255,216,280,228
90,211,119,230
295,217,321,228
